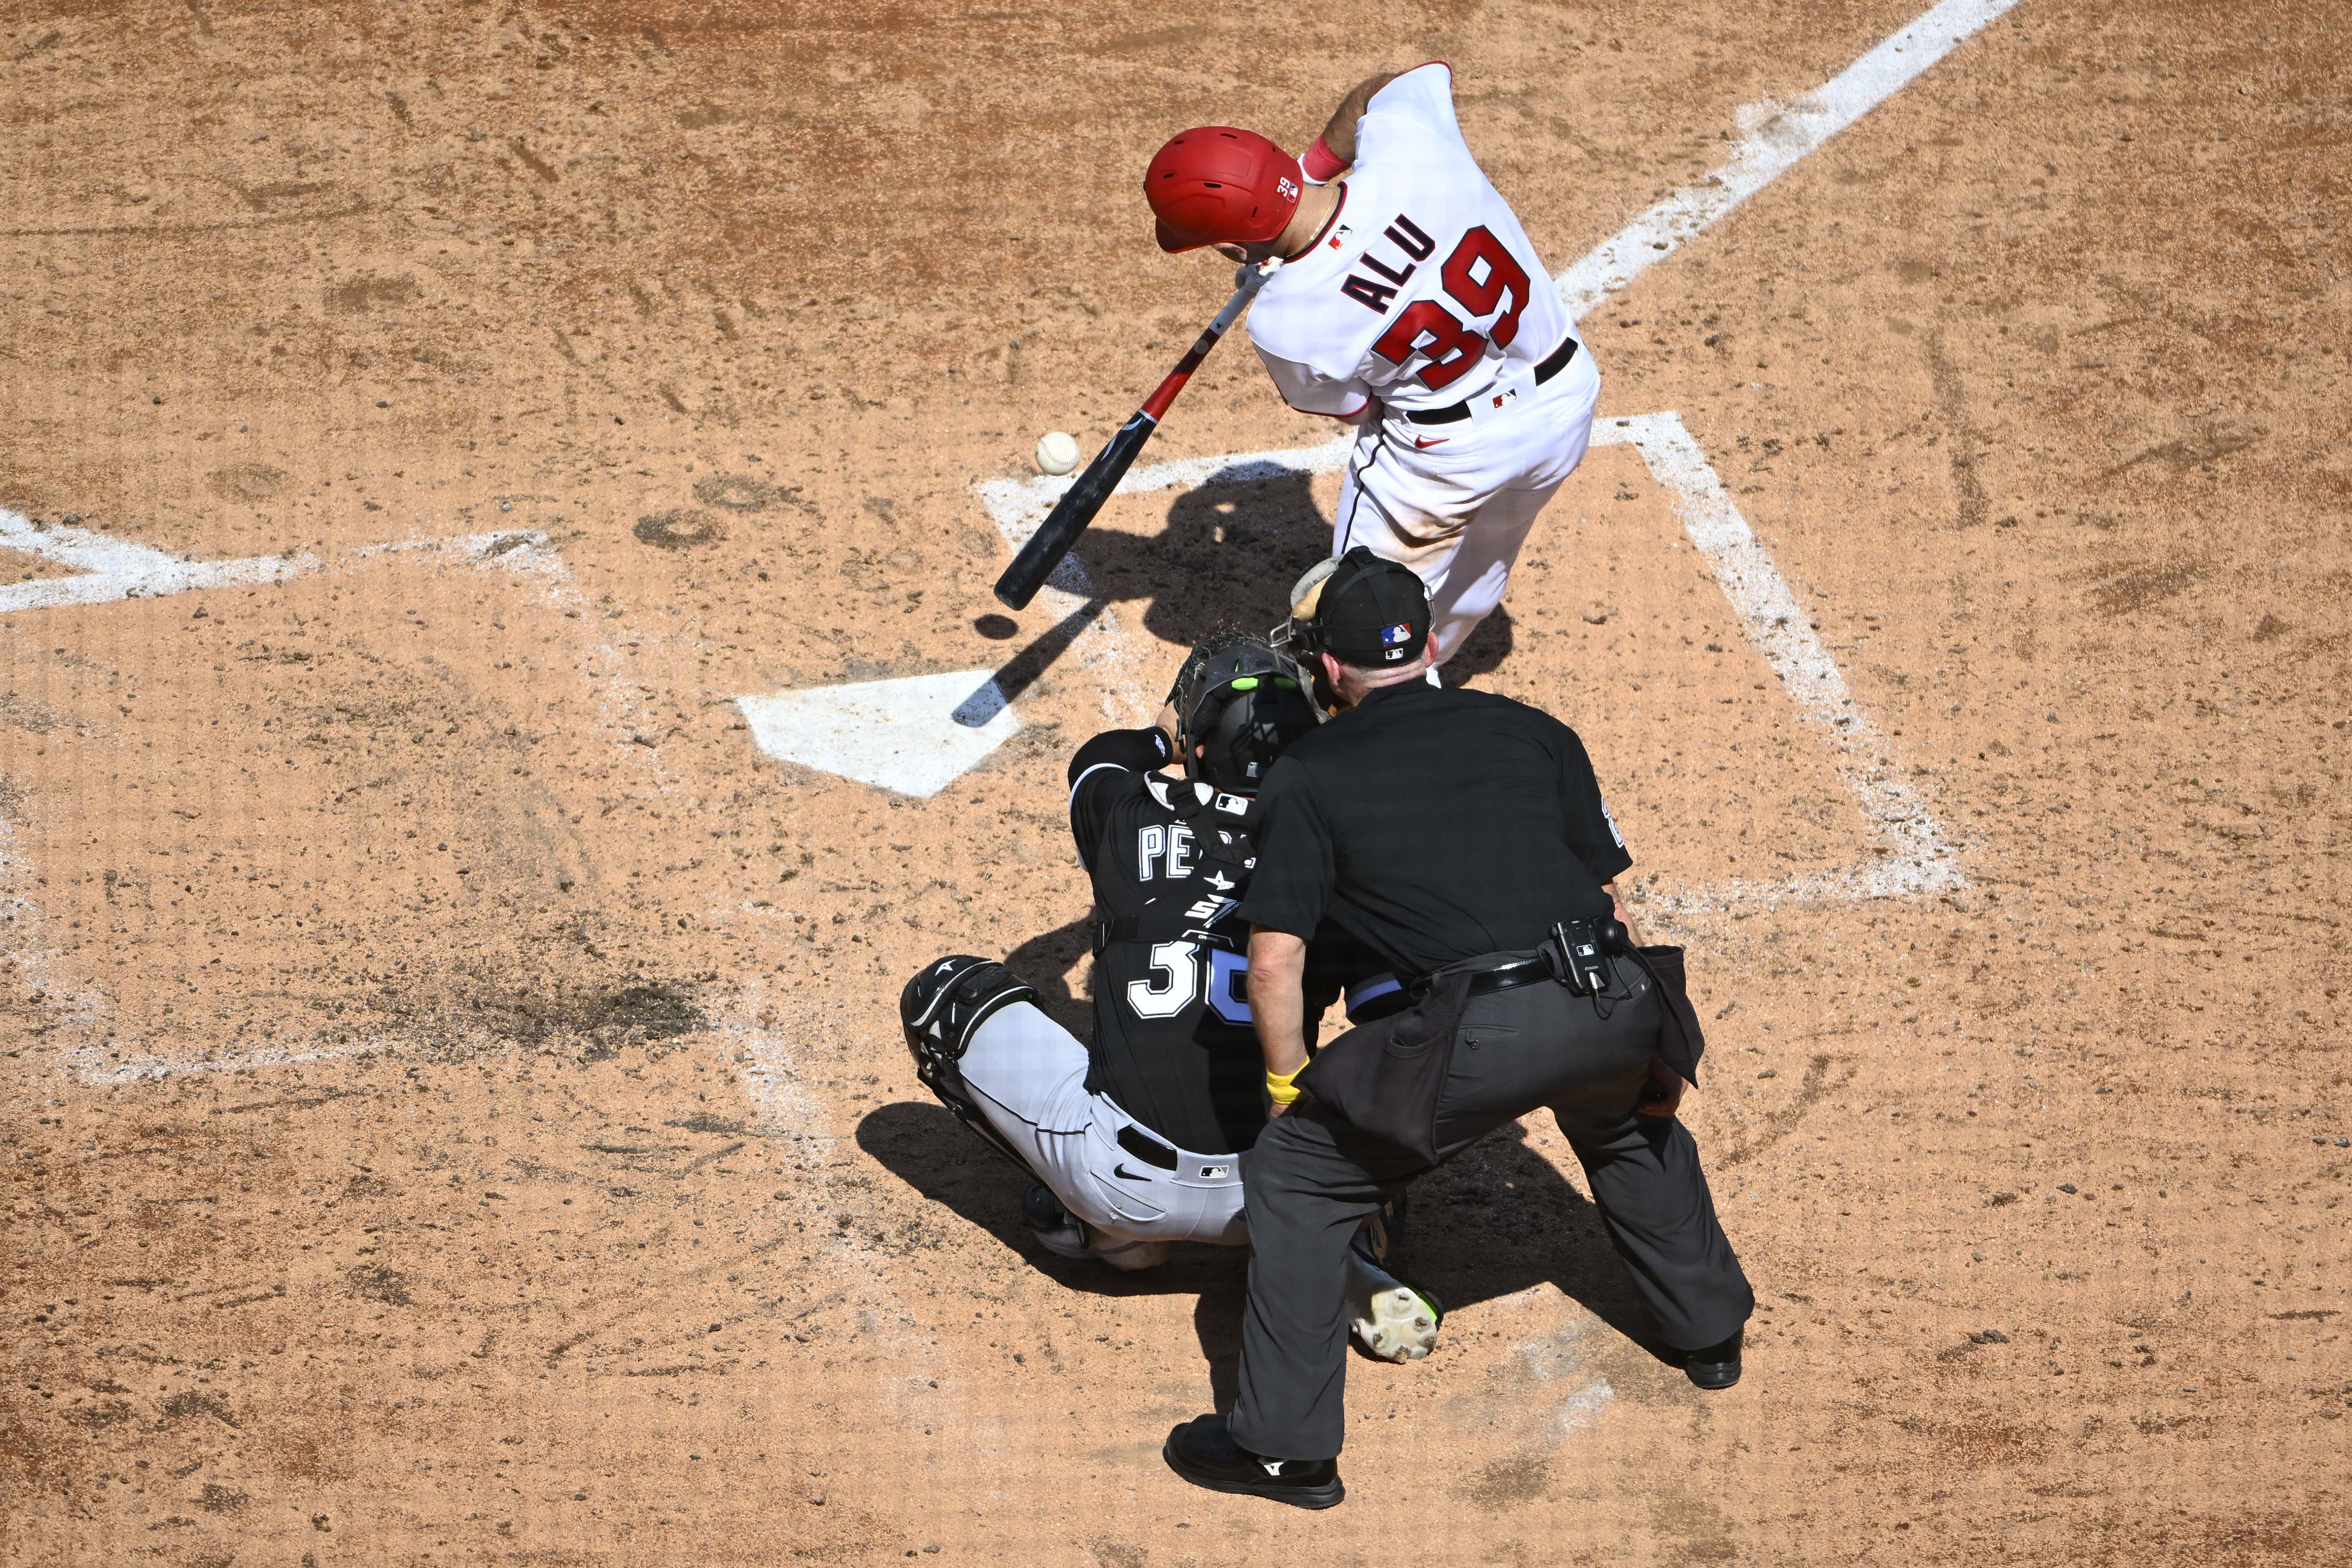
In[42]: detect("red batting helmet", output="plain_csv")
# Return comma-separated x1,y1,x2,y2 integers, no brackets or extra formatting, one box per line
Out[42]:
1143,127,1301,254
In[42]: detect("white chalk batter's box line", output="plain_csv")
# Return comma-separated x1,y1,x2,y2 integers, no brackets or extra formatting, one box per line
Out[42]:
948,0,2022,727
971,412,1966,915
0,507,572,614
13,0,2008,1082
961,0,2026,908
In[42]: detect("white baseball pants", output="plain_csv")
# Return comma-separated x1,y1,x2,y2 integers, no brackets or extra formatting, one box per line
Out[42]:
957,1000,1250,1248
1333,345,1602,665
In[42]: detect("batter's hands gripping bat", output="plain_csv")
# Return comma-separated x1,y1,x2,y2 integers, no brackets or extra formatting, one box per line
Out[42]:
993,262,1278,610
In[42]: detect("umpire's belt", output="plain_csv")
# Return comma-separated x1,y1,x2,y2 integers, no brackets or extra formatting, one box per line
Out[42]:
1406,957,1553,1002
1402,336,1580,426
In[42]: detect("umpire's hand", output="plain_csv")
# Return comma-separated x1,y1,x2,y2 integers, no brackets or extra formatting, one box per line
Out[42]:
1636,1057,1689,1119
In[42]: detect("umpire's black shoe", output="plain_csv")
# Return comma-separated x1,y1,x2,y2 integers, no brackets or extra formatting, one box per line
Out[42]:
1163,1415,1342,1509
1683,1330,1743,1390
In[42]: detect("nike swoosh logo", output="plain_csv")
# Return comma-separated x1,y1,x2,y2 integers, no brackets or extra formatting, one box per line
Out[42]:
1413,435,1449,449
1112,1164,1148,1182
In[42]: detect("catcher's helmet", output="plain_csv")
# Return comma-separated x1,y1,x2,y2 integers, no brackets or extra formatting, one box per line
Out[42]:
1144,127,1301,254
1171,634,1322,795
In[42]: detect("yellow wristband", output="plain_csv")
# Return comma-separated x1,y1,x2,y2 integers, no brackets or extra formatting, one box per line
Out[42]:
1266,1066,1303,1106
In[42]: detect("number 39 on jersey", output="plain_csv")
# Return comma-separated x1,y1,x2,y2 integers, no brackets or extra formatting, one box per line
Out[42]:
1344,215,1533,393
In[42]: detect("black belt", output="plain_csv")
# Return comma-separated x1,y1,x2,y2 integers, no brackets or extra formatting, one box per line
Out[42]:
1116,1123,1180,1170
1403,336,1580,425
1408,958,1554,1001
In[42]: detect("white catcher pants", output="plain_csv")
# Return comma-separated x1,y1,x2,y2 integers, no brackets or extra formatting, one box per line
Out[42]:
1334,343,1601,665
957,1000,1249,1248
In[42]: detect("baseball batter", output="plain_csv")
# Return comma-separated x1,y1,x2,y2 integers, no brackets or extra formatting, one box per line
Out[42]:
1144,64,1599,667
898,637,1440,1360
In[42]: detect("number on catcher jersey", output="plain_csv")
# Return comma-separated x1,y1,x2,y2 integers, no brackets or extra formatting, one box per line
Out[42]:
1126,940,1252,1025
1206,947,1253,1026
1126,941,1197,1018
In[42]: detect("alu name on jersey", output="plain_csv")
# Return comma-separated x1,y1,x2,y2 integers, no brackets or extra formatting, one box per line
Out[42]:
1247,62,1574,419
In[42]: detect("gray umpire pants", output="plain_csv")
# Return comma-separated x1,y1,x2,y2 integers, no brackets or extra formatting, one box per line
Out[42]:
1227,957,1754,1461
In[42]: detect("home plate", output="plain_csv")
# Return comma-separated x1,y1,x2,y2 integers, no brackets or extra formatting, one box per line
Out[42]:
735,670,1024,798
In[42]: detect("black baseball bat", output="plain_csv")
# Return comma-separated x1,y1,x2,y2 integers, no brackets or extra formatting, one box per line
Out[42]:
993,266,1272,610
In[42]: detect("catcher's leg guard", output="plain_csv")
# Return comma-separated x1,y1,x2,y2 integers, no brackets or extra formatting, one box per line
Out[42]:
899,955,1038,1170
901,955,1035,1063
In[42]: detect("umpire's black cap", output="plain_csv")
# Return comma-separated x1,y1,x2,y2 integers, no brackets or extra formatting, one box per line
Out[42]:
1294,546,1431,666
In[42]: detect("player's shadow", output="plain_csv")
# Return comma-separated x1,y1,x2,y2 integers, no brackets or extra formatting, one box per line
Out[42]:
1003,914,1094,1038
1407,1121,1666,1354
1441,602,1515,686
854,1098,1256,1406
1083,473,1333,648
855,1101,1674,1416
976,470,1520,705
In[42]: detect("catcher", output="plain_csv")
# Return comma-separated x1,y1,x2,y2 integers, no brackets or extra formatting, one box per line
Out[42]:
899,636,1440,1360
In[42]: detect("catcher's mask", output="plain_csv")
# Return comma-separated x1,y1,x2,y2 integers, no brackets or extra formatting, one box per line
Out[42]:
1173,634,1322,795
1272,546,1431,666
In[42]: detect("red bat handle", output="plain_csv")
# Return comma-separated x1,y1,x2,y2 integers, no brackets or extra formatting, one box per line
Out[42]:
1139,266,1274,421
1138,336,1216,421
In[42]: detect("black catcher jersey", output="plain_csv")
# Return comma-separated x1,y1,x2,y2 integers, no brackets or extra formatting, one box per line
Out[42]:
1068,729,1271,1156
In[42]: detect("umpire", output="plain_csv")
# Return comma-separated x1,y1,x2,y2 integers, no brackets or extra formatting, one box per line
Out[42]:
1162,548,1753,1509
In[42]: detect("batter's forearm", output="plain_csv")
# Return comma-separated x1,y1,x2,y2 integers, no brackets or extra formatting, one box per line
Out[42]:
1246,927,1311,1077
1318,73,1397,167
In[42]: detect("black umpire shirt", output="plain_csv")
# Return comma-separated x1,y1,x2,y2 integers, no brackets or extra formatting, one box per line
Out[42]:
1234,680,1632,977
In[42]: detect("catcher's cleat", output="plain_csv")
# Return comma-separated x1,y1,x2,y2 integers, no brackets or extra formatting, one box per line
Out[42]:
1021,1182,1169,1269
1089,1232,1171,1272
900,956,1037,1170
1344,1248,1442,1363
1021,1182,1091,1261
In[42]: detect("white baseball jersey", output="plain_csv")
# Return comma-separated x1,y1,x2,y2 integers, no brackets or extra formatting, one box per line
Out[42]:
1248,63,1574,420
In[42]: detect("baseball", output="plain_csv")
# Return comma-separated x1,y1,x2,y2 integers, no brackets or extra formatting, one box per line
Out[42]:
1035,430,1080,475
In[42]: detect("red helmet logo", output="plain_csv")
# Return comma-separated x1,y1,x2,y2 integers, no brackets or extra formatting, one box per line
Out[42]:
1143,127,1301,253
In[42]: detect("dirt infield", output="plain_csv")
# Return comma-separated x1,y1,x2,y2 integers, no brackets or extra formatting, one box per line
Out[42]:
5,1,2348,1563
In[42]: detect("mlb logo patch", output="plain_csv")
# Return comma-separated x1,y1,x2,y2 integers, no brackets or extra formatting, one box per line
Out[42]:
1381,623,1413,646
